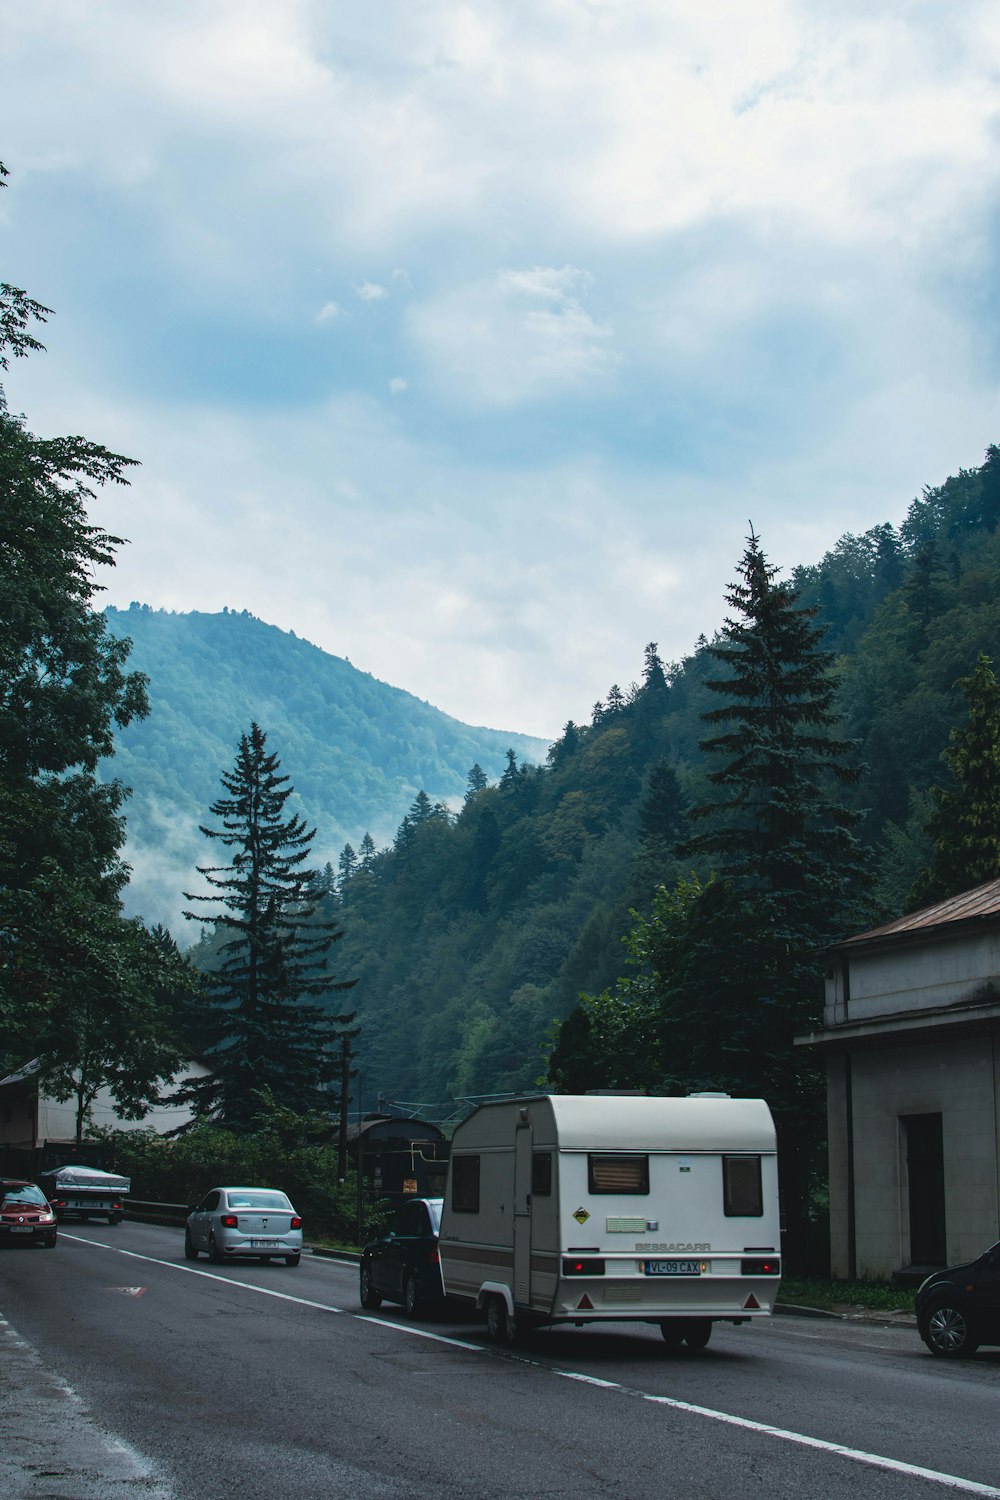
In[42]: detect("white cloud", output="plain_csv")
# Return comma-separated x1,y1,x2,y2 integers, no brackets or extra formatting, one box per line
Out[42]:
316,300,344,323
355,280,388,303
406,264,615,405
388,377,408,394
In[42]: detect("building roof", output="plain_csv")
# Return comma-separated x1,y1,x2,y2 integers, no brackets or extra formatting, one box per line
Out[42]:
833,877,1000,953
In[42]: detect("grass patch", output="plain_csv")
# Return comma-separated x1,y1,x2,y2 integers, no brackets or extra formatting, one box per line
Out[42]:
779,1277,915,1313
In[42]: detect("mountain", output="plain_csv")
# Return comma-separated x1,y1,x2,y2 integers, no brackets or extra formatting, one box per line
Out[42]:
101,606,550,932
215,444,1000,1115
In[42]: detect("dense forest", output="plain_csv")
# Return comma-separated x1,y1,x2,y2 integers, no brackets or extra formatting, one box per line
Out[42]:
100,605,549,930
185,445,1000,1119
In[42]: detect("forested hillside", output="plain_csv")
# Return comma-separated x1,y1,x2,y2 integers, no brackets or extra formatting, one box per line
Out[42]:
100,606,549,931
266,445,1000,1115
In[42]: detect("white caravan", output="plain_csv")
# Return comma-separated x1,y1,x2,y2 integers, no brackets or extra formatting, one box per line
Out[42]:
438,1093,780,1347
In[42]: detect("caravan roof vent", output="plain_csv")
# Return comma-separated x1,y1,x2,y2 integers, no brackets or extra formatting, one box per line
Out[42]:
687,1091,730,1099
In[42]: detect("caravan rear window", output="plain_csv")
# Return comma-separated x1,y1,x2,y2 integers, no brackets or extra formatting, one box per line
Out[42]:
723,1156,763,1216
451,1155,480,1213
588,1155,649,1194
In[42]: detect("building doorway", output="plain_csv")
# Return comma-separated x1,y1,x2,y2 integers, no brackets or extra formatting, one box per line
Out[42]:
902,1112,946,1266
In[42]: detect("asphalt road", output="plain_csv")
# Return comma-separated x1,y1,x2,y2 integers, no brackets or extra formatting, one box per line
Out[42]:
2,1220,999,1500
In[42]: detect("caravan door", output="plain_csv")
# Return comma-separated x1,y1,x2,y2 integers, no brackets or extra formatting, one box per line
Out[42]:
513,1124,532,1307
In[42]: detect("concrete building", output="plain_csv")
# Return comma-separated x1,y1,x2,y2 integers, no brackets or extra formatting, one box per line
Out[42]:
797,879,1000,1280
0,1058,210,1175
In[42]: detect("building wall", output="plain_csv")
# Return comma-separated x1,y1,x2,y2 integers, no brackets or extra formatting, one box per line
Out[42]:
0,1063,210,1151
827,1034,1000,1278
824,931,1000,1025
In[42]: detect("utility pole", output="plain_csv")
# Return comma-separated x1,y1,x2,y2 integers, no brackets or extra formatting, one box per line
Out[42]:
337,1033,351,1183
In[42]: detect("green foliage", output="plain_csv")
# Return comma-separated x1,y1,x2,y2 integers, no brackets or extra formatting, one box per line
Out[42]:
95,1094,363,1241
0,170,187,1128
182,723,358,1128
909,653,1000,906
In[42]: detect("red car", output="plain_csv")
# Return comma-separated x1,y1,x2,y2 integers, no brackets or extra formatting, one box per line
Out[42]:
0,1178,58,1248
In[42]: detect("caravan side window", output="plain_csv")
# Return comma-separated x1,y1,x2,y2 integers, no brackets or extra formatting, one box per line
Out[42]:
452,1155,481,1213
723,1156,763,1216
532,1152,552,1196
588,1155,649,1194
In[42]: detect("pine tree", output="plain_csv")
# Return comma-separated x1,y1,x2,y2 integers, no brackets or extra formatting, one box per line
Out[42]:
338,842,358,897
465,764,489,802
909,654,1000,907
359,831,377,868
675,530,868,1263
638,759,687,859
183,723,357,1127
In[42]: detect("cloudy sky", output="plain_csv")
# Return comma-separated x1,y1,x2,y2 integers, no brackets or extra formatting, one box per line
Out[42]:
3,1,999,739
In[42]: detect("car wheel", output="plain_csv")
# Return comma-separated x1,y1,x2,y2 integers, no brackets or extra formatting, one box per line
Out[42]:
683,1320,713,1350
209,1233,225,1264
922,1301,979,1359
108,1213,122,1225
285,1253,300,1267
43,1235,57,1249
360,1265,383,1309
659,1319,685,1345
404,1274,421,1318
184,1230,199,1261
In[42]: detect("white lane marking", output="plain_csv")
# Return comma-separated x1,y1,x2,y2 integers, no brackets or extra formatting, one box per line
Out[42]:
60,1233,344,1314
637,1390,1000,1498
65,1233,487,1353
59,1235,998,1494
357,1315,485,1352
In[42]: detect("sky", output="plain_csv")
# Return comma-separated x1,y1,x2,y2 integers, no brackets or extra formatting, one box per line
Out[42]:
3,0,999,740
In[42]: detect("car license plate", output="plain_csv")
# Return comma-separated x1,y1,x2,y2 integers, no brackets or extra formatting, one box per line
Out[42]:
644,1259,701,1276
250,1238,279,1248
10,1226,32,1234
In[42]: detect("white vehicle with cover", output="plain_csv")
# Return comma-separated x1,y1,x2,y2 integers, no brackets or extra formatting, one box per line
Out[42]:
438,1093,781,1348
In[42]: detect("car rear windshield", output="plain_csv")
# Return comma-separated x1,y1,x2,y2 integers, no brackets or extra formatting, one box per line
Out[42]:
225,1191,292,1210
1,1184,46,1206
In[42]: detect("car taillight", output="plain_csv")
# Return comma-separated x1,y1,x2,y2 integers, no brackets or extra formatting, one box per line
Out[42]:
562,1258,605,1276
741,1258,781,1275
427,1247,440,1265
290,1216,302,1230
221,1214,239,1228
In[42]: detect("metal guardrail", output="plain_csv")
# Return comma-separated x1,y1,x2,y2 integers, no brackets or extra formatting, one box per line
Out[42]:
123,1198,189,1225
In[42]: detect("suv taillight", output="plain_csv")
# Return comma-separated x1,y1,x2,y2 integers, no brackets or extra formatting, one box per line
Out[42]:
221,1214,239,1228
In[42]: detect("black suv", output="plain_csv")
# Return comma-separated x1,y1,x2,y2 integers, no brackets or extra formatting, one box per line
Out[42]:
360,1198,444,1317
915,1242,1000,1357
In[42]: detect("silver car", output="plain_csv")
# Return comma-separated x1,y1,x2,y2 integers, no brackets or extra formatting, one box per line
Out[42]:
185,1186,303,1266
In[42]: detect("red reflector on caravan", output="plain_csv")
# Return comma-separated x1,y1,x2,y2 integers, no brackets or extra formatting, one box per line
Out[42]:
577,1293,594,1310
744,1293,761,1310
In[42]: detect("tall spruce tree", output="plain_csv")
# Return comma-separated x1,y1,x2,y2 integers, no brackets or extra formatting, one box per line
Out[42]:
909,654,1000,907
183,723,357,1127
673,532,867,1260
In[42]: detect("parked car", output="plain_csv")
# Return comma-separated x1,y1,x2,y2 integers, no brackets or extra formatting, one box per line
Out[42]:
916,1242,1000,1357
0,1179,58,1248
360,1197,444,1316
185,1187,303,1266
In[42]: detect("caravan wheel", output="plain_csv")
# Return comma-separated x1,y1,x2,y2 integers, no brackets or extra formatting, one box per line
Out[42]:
659,1319,685,1345
485,1295,516,1343
683,1320,713,1350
